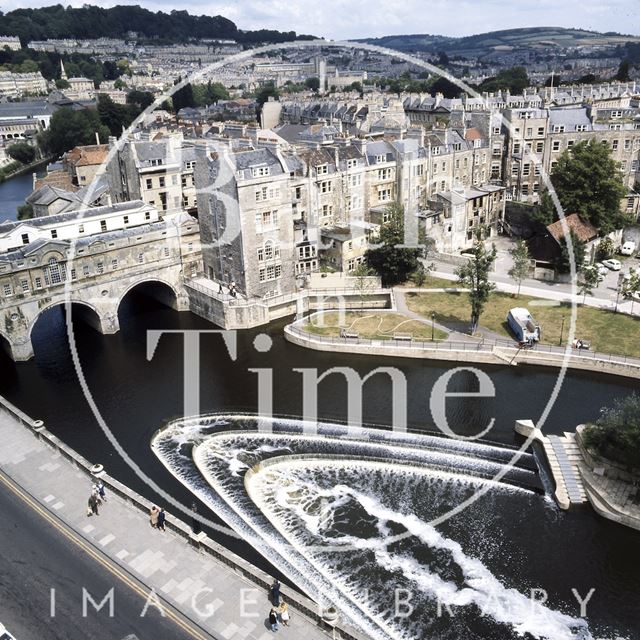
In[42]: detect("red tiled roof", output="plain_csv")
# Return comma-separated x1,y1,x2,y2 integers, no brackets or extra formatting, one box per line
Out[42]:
546,213,598,244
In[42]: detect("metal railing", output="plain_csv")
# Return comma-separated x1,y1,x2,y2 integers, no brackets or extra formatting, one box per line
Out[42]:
288,323,640,371
184,278,391,308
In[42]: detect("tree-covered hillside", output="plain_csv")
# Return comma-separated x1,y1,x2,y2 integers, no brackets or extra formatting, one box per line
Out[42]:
0,5,310,46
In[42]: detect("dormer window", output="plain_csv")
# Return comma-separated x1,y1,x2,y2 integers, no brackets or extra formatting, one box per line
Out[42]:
252,166,270,177
150,158,163,166
316,164,328,176
375,155,386,163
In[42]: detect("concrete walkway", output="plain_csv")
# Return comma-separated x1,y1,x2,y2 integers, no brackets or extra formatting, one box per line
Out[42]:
0,409,334,640
423,261,640,317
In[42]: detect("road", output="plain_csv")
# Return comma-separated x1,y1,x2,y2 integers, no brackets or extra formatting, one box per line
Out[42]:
424,241,640,316
0,472,208,640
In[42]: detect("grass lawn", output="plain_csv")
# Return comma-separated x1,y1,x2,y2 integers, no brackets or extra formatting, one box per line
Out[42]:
303,311,448,341
405,291,640,358
399,274,460,289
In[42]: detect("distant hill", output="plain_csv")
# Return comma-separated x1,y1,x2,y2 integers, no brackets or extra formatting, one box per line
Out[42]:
360,27,640,56
0,4,311,46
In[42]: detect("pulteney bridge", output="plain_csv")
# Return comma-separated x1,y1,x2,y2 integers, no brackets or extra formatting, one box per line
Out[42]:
0,208,200,361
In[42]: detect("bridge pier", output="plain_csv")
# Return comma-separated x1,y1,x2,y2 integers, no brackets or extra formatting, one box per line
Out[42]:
96,311,120,335
8,339,35,362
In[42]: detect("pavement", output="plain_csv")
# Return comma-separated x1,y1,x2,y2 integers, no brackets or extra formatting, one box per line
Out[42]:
0,475,197,640
0,409,333,640
424,239,640,317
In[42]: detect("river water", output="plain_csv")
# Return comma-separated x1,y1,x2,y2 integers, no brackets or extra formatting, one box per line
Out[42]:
0,295,638,639
0,172,34,222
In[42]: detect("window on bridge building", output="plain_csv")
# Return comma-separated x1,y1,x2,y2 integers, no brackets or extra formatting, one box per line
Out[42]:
47,258,62,285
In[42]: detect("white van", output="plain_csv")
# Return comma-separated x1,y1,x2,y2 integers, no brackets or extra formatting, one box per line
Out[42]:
620,241,636,256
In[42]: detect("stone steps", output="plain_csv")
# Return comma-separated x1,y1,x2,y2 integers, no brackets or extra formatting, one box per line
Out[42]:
546,434,588,505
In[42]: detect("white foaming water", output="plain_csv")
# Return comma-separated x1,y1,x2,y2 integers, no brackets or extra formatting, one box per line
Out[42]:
153,415,595,640
248,459,592,640
195,431,538,490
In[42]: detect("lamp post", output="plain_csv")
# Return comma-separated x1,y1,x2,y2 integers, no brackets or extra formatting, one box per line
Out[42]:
559,315,565,346
431,312,435,342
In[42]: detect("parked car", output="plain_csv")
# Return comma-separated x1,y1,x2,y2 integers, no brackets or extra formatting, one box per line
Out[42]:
602,259,622,271
592,262,608,277
619,241,636,256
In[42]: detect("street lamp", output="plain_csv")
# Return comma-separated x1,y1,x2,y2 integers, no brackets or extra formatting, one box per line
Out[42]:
559,315,565,346
431,312,435,341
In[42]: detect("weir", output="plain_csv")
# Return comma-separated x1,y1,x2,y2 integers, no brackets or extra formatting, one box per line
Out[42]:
152,414,593,640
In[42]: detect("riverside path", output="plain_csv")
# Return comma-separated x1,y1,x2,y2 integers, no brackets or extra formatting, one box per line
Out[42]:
0,404,343,640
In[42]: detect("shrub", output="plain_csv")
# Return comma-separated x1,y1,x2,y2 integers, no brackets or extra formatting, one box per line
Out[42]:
582,393,640,470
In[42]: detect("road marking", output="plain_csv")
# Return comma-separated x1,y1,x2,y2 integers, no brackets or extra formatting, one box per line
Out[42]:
0,469,211,640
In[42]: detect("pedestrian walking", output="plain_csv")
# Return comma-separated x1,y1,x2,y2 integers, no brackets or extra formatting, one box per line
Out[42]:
150,505,159,528
218,282,224,294
97,481,107,502
268,608,279,632
279,601,290,627
270,579,281,607
91,484,102,506
157,507,166,532
190,501,201,534
88,493,99,516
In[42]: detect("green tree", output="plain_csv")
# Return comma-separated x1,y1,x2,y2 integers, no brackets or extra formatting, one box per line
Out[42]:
620,271,640,314
582,393,640,470
615,59,631,82
539,140,629,234
39,107,110,157
507,239,530,296
171,81,197,112
97,94,133,135
255,83,279,107
305,77,320,92
596,236,615,260
364,203,421,286
345,81,362,94
351,262,376,308
479,67,529,93
554,231,586,274
412,262,427,288
55,78,70,89
7,142,35,165
17,204,34,220
578,266,601,303
454,230,497,334
126,90,154,112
